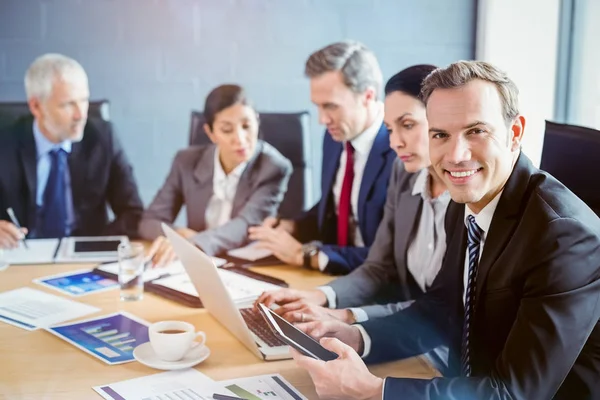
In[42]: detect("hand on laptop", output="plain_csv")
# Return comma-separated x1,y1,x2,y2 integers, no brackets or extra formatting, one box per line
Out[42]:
255,288,327,309
291,338,383,400
147,228,197,267
0,221,27,249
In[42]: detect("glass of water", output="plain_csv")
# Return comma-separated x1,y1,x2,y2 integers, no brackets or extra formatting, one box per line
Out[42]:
118,242,145,301
0,249,8,271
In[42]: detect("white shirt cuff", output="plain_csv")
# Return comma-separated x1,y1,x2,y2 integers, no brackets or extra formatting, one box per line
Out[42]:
355,324,372,358
317,250,329,271
382,377,386,400
317,286,337,308
349,307,369,323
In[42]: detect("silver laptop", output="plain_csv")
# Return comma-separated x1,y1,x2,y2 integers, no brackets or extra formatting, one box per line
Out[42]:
162,223,290,361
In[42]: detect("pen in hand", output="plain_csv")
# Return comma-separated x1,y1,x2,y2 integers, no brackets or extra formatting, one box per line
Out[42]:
6,208,29,249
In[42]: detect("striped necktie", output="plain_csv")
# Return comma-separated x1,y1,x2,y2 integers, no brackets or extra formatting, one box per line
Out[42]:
461,214,483,376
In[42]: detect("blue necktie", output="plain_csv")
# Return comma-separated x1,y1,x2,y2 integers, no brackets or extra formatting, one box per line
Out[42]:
38,148,68,238
461,214,483,376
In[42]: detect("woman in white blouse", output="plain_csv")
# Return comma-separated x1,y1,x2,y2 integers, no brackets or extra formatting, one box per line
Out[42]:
139,84,292,265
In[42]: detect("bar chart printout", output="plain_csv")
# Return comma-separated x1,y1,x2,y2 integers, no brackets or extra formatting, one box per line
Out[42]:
222,375,307,400
93,369,229,400
47,312,150,365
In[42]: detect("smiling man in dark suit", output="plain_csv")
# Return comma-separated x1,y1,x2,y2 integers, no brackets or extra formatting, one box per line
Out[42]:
0,53,143,248
291,61,600,400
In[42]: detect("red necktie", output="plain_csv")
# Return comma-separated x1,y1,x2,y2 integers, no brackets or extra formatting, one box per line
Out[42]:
337,141,354,246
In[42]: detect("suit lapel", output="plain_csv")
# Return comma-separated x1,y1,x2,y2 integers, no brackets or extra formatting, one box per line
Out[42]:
68,140,87,207
474,153,532,306
318,137,342,226
18,125,37,206
358,123,389,226
193,145,216,214
395,174,423,296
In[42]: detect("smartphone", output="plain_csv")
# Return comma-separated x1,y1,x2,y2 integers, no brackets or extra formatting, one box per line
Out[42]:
257,303,338,361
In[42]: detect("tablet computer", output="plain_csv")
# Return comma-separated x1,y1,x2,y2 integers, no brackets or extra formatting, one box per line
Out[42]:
74,240,122,253
54,236,128,263
257,303,338,361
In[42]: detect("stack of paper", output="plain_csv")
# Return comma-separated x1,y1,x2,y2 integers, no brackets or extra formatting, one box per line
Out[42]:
1,239,60,265
151,268,281,304
94,369,307,400
227,242,274,261
0,287,99,330
96,258,227,283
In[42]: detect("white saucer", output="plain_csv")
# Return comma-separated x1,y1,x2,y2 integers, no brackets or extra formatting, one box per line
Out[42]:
133,342,210,370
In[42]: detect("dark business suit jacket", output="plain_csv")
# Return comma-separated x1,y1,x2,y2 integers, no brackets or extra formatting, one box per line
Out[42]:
328,159,425,318
361,153,600,399
138,141,292,256
295,123,396,274
0,116,143,238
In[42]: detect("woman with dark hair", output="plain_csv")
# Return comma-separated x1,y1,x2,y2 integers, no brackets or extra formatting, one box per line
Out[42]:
257,64,450,330
139,84,292,265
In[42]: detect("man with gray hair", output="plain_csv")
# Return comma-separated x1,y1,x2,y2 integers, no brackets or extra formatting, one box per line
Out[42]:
0,53,143,248
290,60,600,399
249,40,395,277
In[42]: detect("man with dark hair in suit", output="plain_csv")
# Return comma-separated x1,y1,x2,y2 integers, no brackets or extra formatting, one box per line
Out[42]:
0,53,143,248
248,40,396,275
291,60,600,400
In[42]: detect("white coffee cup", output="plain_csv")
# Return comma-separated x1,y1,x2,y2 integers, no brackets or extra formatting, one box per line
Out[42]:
149,321,206,362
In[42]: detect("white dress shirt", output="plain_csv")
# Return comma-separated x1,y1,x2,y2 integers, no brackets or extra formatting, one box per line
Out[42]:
319,168,451,322
317,107,384,270
204,149,248,230
406,168,451,292
462,190,502,304
358,190,504,364
32,121,75,235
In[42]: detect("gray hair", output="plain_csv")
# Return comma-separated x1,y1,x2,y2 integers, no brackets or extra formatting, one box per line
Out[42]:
24,53,88,100
421,60,520,124
305,40,383,99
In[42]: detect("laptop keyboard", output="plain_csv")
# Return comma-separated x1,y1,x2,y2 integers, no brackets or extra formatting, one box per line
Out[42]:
239,307,286,348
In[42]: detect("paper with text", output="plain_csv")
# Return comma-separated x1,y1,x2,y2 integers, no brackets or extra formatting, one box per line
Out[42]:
0,287,99,330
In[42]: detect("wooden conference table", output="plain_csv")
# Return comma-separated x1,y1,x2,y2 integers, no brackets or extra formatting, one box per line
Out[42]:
0,260,439,399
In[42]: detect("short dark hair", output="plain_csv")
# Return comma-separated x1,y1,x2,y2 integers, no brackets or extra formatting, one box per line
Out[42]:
305,40,383,99
203,84,253,128
421,60,519,124
384,64,437,101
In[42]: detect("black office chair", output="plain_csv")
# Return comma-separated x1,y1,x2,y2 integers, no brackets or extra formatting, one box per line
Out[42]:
540,120,600,216
0,99,111,129
189,111,312,218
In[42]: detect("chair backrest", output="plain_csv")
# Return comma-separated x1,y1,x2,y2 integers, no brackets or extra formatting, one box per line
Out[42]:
540,120,600,215
189,111,312,218
0,99,111,129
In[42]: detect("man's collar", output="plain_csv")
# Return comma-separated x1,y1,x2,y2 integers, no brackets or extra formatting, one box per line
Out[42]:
348,103,384,154
464,190,504,234
32,120,72,158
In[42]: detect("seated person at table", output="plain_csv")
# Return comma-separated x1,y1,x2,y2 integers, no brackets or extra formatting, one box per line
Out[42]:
249,41,396,274
256,65,450,328
291,61,600,400
0,53,143,249
139,84,292,265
